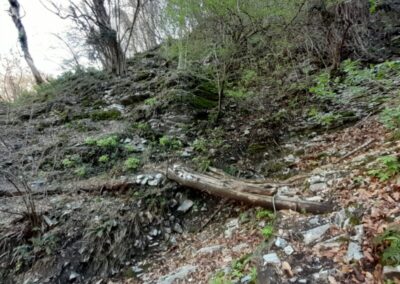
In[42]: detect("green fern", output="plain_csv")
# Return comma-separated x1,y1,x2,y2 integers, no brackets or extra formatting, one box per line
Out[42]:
368,155,400,181
375,229,400,266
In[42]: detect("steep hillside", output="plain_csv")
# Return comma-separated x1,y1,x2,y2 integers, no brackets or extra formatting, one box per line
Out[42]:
2,4,400,284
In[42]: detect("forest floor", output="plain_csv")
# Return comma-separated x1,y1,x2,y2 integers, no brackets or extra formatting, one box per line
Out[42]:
1,51,400,284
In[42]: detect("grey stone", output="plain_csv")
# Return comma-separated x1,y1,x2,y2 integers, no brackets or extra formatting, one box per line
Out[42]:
69,272,80,281
173,223,183,234
263,252,281,266
383,266,400,280
346,242,363,262
141,176,150,185
158,265,197,284
177,200,194,213
302,224,331,245
275,237,288,248
284,245,294,255
309,175,325,184
232,243,249,253
309,182,327,192
107,103,124,112
284,154,297,163
196,245,224,255
149,228,159,237
30,179,46,189
313,270,329,281
308,217,320,225
132,266,143,274
241,275,252,283
224,218,239,238
334,209,349,228
350,225,364,243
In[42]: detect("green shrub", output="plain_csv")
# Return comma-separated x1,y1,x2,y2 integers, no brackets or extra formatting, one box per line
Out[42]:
144,97,157,106
226,89,252,99
62,158,75,168
369,0,377,13
309,72,336,97
159,136,182,149
124,144,136,153
368,155,400,181
85,137,97,145
96,135,119,149
241,69,258,87
74,166,87,177
124,157,140,171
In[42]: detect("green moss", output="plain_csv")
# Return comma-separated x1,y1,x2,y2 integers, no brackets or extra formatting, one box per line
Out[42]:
90,109,121,121
247,143,268,155
188,94,217,109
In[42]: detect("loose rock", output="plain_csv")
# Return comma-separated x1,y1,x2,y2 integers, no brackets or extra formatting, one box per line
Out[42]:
302,224,331,245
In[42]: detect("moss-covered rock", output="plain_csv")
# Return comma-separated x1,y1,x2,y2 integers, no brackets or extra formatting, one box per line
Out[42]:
90,109,122,121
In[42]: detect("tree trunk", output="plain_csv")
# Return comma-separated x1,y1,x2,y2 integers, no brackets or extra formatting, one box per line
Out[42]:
166,165,333,214
93,0,126,75
8,0,45,85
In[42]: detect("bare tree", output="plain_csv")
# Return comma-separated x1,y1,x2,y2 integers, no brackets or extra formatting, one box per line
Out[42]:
0,51,35,101
42,0,142,75
8,0,45,85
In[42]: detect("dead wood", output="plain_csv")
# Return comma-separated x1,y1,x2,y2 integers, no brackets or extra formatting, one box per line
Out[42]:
166,165,333,214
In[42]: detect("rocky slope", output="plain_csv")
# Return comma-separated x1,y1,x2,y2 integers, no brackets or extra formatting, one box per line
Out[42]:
1,46,400,284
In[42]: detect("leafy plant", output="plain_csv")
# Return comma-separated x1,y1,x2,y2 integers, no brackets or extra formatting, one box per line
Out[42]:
368,155,400,181
30,234,58,256
144,97,157,106
62,158,75,168
226,89,252,99
12,245,33,272
85,137,97,145
74,166,87,177
241,69,258,87
375,229,400,266
159,136,182,150
261,225,274,240
380,107,400,130
256,209,275,220
192,156,211,172
124,144,136,153
62,155,80,168
369,0,377,14
309,71,335,98
87,219,118,239
124,157,140,171
96,135,119,149
98,155,110,163
193,138,207,153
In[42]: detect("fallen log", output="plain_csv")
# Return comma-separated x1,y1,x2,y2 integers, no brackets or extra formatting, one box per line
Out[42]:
167,165,333,214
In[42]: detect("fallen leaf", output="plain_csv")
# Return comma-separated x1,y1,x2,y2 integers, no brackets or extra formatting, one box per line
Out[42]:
281,261,293,277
